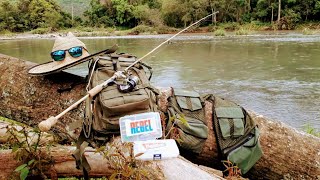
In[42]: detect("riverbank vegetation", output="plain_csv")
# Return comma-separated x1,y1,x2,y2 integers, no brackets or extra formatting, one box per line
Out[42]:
1,0,320,36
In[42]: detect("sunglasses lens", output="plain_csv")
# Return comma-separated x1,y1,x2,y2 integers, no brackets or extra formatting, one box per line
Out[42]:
68,46,83,58
51,50,65,61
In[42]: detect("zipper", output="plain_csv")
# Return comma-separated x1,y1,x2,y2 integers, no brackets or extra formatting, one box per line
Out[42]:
224,132,254,155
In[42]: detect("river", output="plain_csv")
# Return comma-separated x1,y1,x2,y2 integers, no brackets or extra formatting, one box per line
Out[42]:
0,33,319,130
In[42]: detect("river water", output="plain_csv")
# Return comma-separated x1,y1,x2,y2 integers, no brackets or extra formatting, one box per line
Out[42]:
0,33,319,130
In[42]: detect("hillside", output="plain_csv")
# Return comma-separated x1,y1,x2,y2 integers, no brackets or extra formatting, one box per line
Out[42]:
56,0,89,17
0,0,89,18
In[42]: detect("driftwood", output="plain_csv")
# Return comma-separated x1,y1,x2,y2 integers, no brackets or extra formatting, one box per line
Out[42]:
1,54,320,179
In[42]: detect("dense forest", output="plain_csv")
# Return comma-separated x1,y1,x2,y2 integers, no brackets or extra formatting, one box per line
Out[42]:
1,0,320,33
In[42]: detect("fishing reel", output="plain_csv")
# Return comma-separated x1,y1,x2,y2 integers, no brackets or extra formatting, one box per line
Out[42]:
117,75,140,93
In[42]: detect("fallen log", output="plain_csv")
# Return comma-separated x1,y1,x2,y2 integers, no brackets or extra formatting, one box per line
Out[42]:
0,144,223,180
1,54,320,179
0,119,223,179
0,117,55,144
0,54,86,142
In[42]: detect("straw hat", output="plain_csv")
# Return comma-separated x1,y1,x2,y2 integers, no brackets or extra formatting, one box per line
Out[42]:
28,32,90,75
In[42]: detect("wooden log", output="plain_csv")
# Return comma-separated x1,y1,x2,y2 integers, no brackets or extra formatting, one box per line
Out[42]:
0,54,87,142
1,54,320,179
0,141,223,179
0,119,55,144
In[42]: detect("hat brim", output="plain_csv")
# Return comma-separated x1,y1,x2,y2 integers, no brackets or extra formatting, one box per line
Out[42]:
28,44,118,76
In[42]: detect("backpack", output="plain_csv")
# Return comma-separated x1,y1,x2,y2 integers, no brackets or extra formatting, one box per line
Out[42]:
165,89,262,174
73,53,160,178
165,89,209,154
85,53,160,142
212,96,263,174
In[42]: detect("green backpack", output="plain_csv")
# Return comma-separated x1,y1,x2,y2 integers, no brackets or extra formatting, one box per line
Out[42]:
212,96,263,174
73,53,160,178
165,89,262,174
166,89,209,154
84,53,160,142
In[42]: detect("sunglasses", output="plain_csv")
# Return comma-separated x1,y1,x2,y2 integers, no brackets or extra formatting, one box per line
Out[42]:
51,46,86,61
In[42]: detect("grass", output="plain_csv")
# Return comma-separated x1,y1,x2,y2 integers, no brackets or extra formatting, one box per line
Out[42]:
214,29,226,36
235,28,251,35
296,22,320,30
0,116,26,127
31,28,53,34
217,21,272,31
302,124,320,137
302,28,317,35
0,29,15,36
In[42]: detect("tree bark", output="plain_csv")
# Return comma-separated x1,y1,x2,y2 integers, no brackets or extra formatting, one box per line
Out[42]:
277,0,281,23
0,119,55,144
1,54,320,179
0,119,223,179
0,54,87,142
271,6,274,23
0,145,223,180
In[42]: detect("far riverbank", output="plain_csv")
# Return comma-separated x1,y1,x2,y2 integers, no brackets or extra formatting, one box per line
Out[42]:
1,22,320,40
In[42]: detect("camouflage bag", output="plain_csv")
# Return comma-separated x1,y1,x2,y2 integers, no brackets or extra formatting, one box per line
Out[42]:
212,96,263,174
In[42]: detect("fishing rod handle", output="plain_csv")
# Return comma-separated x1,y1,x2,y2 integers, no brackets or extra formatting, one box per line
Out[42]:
38,94,89,132
88,84,103,97
87,75,118,97
38,116,58,132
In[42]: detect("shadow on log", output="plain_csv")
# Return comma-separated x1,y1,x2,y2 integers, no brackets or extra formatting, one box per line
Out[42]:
0,54,319,179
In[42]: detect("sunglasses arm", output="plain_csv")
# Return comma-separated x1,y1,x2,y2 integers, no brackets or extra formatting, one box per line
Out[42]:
38,74,119,132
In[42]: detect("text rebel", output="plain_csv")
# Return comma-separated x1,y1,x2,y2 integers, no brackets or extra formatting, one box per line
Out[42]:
130,119,154,134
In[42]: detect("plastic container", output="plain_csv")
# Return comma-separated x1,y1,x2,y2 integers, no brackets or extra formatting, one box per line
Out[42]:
133,139,180,161
119,112,162,142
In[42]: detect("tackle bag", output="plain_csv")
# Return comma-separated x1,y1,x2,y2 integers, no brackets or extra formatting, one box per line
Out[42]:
212,96,263,174
165,89,262,174
73,53,160,178
166,89,208,154
85,53,160,142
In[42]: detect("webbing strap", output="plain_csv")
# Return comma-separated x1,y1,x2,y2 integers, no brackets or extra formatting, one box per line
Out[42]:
83,97,92,138
141,62,153,80
68,120,82,131
135,83,160,95
131,67,148,84
72,132,91,180
228,119,235,136
86,58,100,91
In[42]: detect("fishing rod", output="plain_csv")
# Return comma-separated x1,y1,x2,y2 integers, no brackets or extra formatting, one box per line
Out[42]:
38,11,219,132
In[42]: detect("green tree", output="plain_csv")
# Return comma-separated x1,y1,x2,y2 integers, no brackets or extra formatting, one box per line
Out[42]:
111,0,135,26
0,1,20,31
298,0,314,21
84,0,115,27
207,0,225,23
161,0,184,27
28,0,63,29
132,4,163,26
